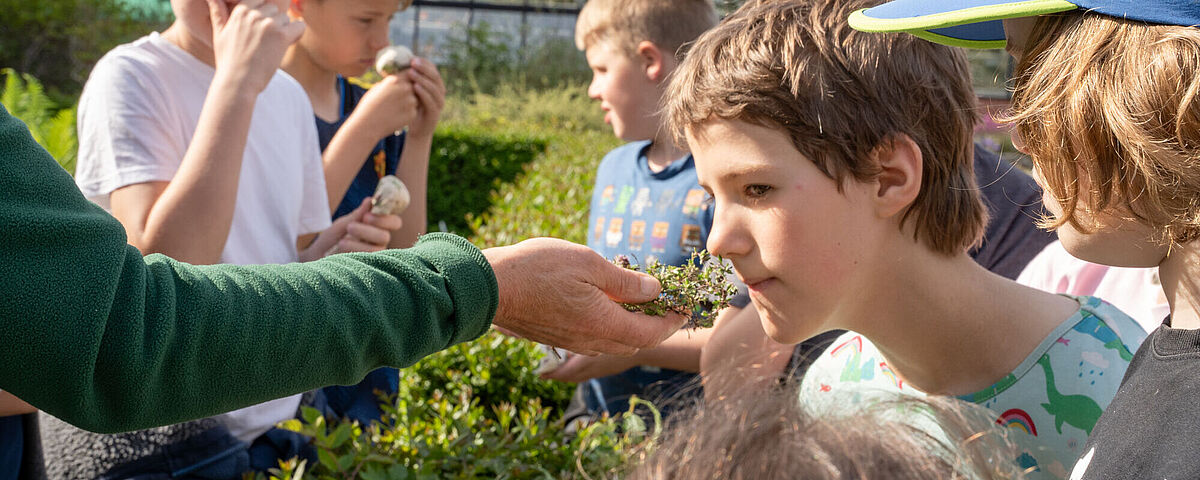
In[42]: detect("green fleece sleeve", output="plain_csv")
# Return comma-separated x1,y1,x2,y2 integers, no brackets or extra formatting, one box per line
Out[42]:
0,106,497,433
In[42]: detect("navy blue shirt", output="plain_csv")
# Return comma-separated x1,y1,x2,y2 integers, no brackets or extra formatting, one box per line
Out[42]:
581,141,714,417
316,76,407,220
313,76,404,424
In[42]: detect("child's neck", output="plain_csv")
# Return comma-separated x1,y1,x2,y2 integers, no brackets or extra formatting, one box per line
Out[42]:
162,23,215,67
842,240,1078,396
1157,241,1200,329
281,47,341,122
645,137,688,173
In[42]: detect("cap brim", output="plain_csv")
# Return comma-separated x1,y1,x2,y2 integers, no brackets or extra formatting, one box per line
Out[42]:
849,0,1079,49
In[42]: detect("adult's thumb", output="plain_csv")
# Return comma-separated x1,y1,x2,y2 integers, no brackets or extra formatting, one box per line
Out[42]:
592,260,661,304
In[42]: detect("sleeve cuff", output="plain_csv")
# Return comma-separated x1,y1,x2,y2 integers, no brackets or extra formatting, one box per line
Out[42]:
408,233,498,345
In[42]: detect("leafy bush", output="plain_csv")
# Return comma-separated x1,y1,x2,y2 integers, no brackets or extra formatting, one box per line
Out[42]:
427,126,549,235
263,332,658,480
0,0,166,100
0,69,77,173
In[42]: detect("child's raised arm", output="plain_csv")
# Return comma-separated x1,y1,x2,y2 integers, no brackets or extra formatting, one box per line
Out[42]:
108,0,304,264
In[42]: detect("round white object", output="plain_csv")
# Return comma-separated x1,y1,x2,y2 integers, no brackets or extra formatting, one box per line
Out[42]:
375,45,414,76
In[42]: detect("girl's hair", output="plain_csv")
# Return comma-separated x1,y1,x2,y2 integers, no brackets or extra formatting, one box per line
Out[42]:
627,389,1025,480
1005,11,1200,244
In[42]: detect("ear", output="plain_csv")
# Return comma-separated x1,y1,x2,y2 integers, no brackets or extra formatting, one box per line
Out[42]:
871,134,922,219
288,0,304,18
636,41,674,83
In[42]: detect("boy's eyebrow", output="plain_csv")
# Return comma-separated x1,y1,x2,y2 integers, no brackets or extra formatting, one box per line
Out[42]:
714,164,774,181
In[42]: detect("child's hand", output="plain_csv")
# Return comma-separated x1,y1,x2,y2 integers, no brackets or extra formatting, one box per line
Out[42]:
314,198,403,256
351,74,418,141
539,353,640,383
406,57,446,139
206,0,305,94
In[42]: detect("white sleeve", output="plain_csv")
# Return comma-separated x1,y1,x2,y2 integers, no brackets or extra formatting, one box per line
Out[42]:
74,54,184,206
297,116,332,236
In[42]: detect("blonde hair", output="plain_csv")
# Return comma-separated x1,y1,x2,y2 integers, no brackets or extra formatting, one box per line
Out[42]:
628,390,1025,480
1005,11,1200,244
665,0,987,255
574,0,718,58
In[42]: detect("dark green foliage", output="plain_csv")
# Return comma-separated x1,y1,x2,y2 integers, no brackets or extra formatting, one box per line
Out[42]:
0,0,168,100
260,332,657,480
426,126,549,235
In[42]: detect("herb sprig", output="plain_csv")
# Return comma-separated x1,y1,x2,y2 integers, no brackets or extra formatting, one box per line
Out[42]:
614,251,739,329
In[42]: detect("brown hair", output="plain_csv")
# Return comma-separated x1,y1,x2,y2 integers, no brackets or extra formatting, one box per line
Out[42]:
628,389,1025,480
665,0,986,254
574,0,718,59
1004,11,1200,244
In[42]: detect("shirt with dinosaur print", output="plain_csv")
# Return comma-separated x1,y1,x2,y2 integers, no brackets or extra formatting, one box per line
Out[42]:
797,296,1147,480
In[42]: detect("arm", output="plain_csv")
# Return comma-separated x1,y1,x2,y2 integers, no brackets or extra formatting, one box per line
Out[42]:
541,306,739,382
321,75,418,214
109,0,305,264
699,304,793,401
0,106,682,432
0,392,35,417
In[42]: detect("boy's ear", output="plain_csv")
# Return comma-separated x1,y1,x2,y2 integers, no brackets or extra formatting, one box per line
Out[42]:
636,41,674,83
871,134,923,219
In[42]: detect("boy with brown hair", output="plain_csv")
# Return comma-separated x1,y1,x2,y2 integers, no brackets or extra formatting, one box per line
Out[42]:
540,0,725,418
848,0,1200,477
664,0,1144,476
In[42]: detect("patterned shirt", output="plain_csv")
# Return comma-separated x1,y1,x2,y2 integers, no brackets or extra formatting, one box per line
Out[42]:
798,296,1147,479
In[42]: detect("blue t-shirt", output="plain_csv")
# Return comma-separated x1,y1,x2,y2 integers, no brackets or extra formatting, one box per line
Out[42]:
316,76,407,220
312,76,403,424
580,141,714,416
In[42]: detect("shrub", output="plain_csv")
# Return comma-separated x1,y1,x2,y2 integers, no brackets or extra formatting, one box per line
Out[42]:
263,332,658,480
0,69,77,173
426,126,549,235
0,0,165,100
440,22,591,96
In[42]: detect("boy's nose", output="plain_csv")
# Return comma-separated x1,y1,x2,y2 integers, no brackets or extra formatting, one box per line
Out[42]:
706,210,749,259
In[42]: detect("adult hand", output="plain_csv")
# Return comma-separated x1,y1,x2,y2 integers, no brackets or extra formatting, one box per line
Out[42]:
207,0,305,94
540,353,640,383
405,57,446,139
483,238,686,356
351,73,418,141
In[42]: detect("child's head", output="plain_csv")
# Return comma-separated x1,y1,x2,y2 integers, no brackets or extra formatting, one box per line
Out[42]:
575,0,717,141
848,2,1200,269
288,0,411,77
664,0,984,342
628,389,1024,480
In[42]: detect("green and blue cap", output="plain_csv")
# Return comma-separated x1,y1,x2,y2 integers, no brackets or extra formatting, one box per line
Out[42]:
848,0,1200,48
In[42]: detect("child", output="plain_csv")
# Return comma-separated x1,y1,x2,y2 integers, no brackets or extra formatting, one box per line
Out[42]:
663,0,1145,477
283,0,443,248
281,0,445,427
541,0,719,419
700,143,1058,400
47,0,402,477
847,1,1200,477
629,389,1026,480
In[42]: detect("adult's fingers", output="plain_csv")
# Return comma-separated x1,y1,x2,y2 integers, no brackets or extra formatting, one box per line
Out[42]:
587,255,662,304
595,300,685,350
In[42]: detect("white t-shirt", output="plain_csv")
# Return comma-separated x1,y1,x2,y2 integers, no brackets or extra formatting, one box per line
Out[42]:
74,32,332,443
1017,241,1168,333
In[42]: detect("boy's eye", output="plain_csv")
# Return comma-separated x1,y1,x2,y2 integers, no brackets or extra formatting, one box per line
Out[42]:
745,184,772,198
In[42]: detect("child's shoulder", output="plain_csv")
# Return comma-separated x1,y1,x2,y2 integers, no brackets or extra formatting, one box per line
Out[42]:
596,140,653,172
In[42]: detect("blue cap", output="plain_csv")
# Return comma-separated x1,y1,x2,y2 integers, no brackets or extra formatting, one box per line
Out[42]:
849,0,1200,49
